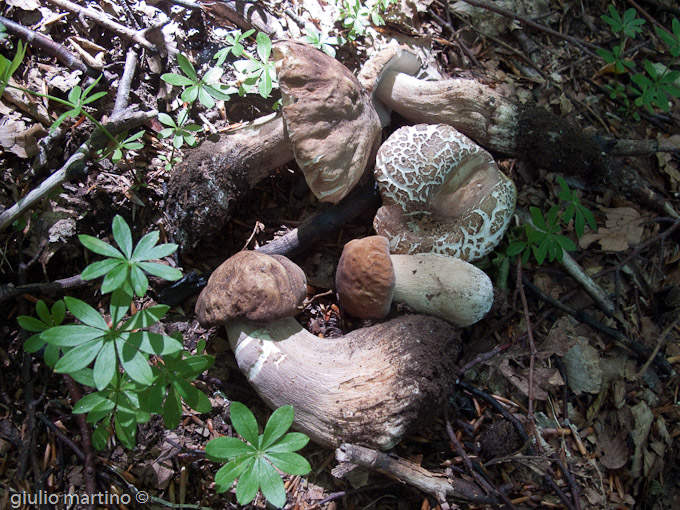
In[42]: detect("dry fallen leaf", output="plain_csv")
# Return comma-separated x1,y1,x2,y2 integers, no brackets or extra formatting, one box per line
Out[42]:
579,207,646,251
594,420,630,470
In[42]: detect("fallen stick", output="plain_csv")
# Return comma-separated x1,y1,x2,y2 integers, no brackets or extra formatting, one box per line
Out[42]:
0,109,157,232
335,443,499,505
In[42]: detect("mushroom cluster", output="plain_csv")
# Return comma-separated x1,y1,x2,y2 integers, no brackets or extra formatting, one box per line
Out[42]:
196,251,459,450
194,41,518,450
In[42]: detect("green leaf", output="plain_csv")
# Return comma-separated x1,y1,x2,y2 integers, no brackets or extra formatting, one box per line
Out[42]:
17,316,49,333
206,436,256,462
129,231,160,260
198,86,216,108
92,424,110,450
52,300,66,325
123,305,169,330
42,324,106,346
81,258,124,280
214,457,254,492
230,401,260,445
110,288,132,326
266,432,310,453
35,300,50,324
162,386,183,429
261,405,294,449
161,73,195,87
126,331,182,356
530,207,547,231
506,241,526,257
112,215,133,259
136,261,182,281
78,234,125,259
54,338,104,373
235,457,262,504
157,113,176,128
177,53,197,81
116,338,154,385
73,392,115,414
100,262,130,294
181,85,200,104
265,452,311,475
256,32,272,62
93,341,117,390
115,409,138,449
23,333,47,353
258,459,287,507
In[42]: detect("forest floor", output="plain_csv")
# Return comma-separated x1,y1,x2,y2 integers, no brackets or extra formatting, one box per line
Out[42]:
1,0,680,509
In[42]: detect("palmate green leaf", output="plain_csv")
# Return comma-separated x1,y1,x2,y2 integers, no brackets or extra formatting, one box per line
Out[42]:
170,375,212,413
258,458,286,508
115,409,138,450
78,234,124,259
136,261,182,282
261,405,294,449
162,386,182,429
206,436,256,462
235,457,262,505
126,331,182,356
112,215,133,259
93,341,117,390
214,456,254,492
266,432,310,453
177,53,197,81
65,297,108,329
130,230,160,260
54,338,104,374
265,451,311,476
115,338,154,385
161,73,195,87
41,324,106,346
73,391,115,414
81,258,123,280
230,401,260,445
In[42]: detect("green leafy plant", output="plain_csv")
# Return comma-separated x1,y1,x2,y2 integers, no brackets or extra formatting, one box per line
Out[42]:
302,23,343,57
157,109,202,150
506,178,596,265
161,53,235,109
233,32,277,98
18,216,213,449
337,0,397,41
597,5,680,119
79,214,182,296
97,130,145,167
214,29,255,66
0,39,25,95
206,402,311,508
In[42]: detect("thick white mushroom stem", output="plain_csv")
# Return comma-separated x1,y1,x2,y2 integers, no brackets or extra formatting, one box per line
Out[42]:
391,254,493,327
225,315,460,450
375,71,520,155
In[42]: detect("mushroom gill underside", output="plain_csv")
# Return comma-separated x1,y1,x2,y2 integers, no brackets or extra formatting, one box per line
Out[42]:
226,315,460,450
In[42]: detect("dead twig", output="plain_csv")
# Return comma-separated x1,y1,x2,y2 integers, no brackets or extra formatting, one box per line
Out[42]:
516,258,537,423
456,0,602,58
0,108,158,232
44,0,174,55
0,15,97,78
113,47,139,113
335,443,499,505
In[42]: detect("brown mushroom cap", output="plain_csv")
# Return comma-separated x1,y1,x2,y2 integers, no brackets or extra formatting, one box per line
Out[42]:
274,41,382,203
373,124,516,261
335,236,396,319
195,251,307,327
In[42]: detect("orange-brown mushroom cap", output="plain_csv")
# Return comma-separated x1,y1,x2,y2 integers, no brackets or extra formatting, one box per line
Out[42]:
335,236,396,319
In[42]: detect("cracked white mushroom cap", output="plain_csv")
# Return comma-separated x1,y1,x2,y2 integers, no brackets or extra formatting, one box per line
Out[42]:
373,124,516,261
336,236,493,326
195,251,460,450
273,41,382,203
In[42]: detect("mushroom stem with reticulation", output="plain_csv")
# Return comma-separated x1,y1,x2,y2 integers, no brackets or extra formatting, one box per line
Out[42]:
196,251,460,450
335,236,493,327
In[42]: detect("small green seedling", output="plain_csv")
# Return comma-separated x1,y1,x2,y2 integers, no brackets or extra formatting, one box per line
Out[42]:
162,53,235,109
507,206,578,265
79,214,182,296
97,130,145,165
17,299,65,367
302,23,343,57
206,402,311,508
214,29,255,66
233,32,277,98
157,109,202,149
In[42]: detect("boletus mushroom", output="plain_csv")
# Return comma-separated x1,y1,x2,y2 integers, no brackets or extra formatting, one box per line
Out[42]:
273,41,382,203
373,123,516,261
335,236,493,326
196,251,460,450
